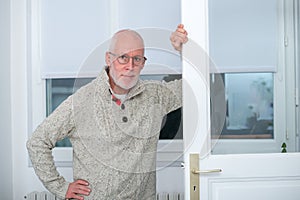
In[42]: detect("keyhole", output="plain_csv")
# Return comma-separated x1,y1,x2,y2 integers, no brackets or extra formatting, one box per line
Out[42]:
193,185,197,191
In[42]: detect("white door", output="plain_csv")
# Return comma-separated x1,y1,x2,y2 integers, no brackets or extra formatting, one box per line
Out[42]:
182,0,300,199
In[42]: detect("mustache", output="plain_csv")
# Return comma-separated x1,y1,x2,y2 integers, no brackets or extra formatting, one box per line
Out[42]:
121,73,137,77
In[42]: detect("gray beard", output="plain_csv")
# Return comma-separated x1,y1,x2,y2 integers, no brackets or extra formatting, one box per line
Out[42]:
109,68,139,90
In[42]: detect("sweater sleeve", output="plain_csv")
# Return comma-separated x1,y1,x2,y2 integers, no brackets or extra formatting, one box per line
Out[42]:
161,79,182,114
26,95,75,199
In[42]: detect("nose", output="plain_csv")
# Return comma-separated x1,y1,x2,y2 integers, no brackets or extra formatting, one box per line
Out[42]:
126,58,135,70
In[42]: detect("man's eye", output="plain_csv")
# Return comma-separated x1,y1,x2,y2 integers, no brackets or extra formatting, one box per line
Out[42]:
119,55,128,60
134,57,142,62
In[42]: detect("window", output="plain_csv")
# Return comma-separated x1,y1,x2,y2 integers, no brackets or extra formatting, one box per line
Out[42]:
211,73,274,140
46,75,183,147
46,78,93,147
28,0,183,166
207,0,296,154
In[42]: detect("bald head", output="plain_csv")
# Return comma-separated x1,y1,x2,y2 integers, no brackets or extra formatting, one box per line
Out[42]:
109,29,145,54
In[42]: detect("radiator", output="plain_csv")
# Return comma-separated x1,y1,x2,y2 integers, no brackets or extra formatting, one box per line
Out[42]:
24,191,62,200
157,192,184,200
25,191,184,200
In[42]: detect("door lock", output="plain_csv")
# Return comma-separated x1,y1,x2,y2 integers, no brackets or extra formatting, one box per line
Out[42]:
190,153,222,200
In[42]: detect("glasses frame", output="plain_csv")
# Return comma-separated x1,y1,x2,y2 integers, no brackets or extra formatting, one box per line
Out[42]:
109,52,147,66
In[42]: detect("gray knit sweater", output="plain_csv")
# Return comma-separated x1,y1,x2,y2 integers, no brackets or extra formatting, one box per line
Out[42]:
27,68,182,200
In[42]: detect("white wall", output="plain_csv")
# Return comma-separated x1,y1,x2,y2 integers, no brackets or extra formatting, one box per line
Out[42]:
9,1,75,199
10,0,45,199
0,0,13,198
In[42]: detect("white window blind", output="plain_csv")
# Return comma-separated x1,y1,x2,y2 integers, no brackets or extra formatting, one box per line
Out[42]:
118,0,180,30
117,0,182,75
208,0,278,73
40,0,111,78
40,0,181,78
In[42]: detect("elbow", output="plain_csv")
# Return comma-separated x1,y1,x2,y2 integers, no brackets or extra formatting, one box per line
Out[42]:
26,136,33,152
26,134,38,153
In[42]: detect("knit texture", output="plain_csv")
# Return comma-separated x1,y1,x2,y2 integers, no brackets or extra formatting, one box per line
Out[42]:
27,69,182,199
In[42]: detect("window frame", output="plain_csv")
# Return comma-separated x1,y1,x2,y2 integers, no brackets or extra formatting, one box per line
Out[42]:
296,0,300,151
28,0,183,167
211,0,298,154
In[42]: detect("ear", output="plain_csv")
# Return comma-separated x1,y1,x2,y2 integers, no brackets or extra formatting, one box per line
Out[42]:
105,52,111,66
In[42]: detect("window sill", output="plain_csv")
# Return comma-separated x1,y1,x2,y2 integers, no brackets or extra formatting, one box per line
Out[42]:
29,140,184,168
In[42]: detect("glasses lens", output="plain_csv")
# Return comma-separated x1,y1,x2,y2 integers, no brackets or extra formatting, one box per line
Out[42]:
133,56,144,65
115,53,146,65
118,54,129,64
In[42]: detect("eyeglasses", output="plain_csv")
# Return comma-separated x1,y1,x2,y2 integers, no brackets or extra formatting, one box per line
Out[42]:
109,52,147,66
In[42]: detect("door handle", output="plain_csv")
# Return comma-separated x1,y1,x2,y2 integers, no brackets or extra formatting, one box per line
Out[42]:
190,154,222,200
191,168,222,174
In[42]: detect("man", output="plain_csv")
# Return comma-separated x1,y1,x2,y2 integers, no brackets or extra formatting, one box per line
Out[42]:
27,24,188,200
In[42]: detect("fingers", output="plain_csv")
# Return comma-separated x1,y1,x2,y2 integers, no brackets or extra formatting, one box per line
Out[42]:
173,32,188,43
176,24,187,35
170,24,188,51
76,179,89,186
171,34,186,51
67,193,85,200
66,179,91,200
177,24,184,29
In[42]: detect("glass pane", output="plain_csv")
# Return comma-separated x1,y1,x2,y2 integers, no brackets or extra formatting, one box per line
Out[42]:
211,73,274,139
46,74,182,147
46,78,94,147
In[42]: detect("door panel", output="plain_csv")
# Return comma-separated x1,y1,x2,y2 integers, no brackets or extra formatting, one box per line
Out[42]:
182,0,300,199
209,179,300,200
200,154,300,200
